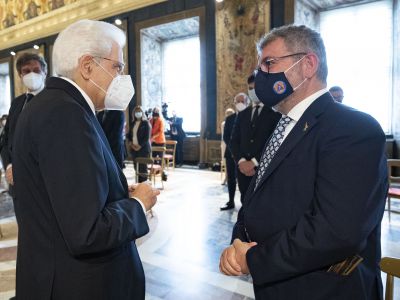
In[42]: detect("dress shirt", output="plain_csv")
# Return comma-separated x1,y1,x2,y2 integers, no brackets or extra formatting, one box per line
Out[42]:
282,88,328,142
60,77,96,115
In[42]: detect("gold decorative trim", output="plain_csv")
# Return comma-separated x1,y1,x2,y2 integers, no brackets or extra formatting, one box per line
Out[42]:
0,0,166,51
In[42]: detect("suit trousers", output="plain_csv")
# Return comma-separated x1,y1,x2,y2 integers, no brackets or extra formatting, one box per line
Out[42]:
226,155,237,205
131,149,150,183
237,168,253,204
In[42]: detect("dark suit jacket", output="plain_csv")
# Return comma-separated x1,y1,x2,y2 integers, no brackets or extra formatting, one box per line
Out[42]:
127,120,151,157
230,105,280,163
0,93,28,168
97,110,126,168
232,93,388,300
223,113,236,158
13,77,149,300
169,116,186,140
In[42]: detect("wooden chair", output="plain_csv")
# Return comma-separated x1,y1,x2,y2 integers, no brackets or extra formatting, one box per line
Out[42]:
133,157,156,217
164,140,177,169
151,146,166,189
380,257,400,300
387,159,400,222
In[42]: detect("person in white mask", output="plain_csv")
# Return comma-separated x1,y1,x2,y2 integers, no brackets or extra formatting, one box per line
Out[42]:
229,74,280,205
0,53,47,199
11,20,158,300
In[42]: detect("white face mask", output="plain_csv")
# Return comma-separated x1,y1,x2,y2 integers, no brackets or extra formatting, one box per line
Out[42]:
134,112,143,119
22,72,44,92
235,102,246,112
90,60,135,111
248,89,260,103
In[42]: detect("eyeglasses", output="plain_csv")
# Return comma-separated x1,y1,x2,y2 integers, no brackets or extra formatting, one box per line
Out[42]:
259,52,307,73
94,56,125,74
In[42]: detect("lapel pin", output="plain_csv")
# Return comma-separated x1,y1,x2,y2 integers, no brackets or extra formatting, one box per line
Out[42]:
303,122,309,132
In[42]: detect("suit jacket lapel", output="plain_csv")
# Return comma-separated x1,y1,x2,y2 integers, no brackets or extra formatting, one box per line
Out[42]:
46,77,128,191
249,93,333,196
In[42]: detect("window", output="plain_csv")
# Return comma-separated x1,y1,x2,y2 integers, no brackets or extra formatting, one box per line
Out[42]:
162,36,201,133
320,0,393,133
0,60,11,116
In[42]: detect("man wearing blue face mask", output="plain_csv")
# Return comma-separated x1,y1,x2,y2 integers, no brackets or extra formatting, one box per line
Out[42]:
1,53,47,200
220,25,387,300
12,20,159,300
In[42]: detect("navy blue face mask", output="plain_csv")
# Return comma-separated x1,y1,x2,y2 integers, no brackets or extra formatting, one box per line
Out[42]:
255,56,307,108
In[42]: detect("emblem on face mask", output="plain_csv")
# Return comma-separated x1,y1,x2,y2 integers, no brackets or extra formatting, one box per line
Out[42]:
273,81,287,95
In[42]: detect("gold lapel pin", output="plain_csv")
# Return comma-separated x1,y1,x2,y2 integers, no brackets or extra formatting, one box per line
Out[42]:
303,122,309,132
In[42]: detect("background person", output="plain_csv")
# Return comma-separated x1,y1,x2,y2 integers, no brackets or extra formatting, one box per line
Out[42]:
1,53,47,199
127,106,151,183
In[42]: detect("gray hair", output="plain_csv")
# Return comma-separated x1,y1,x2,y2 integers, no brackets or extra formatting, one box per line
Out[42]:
257,25,328,83
53,19,126,79
234,92,250,104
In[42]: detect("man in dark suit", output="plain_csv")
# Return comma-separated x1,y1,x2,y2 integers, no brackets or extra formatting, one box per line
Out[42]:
220,25,387,300
12,20,158,300
1,53,47,199
169,111,186,167
220,108,237,210
97,110,126,168
230,76,280,204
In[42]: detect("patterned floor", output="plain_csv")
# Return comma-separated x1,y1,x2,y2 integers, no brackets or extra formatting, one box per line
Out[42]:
0,166,399,300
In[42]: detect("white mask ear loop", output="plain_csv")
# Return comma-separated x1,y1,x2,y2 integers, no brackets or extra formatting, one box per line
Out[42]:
89,58,116,94
284,55,308,91
284,55,306,73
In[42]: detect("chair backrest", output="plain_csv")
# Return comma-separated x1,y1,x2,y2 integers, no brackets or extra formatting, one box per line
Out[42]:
380,257,400,300
388,159,400,184
165,140,177,155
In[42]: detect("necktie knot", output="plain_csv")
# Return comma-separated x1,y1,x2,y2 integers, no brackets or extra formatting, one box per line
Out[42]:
26,93,34,103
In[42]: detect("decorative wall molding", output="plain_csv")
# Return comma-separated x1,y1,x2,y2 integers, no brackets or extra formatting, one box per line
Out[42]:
0,0,166,51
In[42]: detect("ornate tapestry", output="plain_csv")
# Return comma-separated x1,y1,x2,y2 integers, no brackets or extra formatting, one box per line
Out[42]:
215,0,270,133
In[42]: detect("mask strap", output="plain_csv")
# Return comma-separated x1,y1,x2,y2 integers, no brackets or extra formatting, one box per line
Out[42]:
93,58,116,80
89,78,107,94
284,55,306,73
293,78,308,91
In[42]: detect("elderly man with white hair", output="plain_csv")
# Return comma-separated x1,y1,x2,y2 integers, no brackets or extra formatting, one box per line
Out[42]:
12,19,158,300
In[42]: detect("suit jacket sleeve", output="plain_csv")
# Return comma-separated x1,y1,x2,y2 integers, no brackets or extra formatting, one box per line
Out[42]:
37,104,148,257
229,113,242,163
246,115,387,285
139,121,151,148
1,97,23,167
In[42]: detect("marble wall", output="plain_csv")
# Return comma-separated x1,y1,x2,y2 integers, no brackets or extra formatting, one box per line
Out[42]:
294,0,319,30
215,0,270,134
140,32,162,111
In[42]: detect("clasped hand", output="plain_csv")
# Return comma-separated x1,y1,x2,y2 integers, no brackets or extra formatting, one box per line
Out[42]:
219,239,257,276
238,160,256,177
128,183,159,211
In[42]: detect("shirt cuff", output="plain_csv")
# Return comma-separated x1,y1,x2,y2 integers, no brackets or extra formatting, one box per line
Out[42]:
251,158,259,167
6,164,12,170
238,158,246,165
132,197,147,214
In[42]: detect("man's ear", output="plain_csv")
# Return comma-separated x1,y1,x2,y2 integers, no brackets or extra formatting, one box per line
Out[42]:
303,53,319,79
79,55,94,80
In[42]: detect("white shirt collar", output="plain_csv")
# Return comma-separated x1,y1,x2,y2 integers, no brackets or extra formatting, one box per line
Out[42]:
287,88,328,122
59,77,96,115
252,102,264,108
